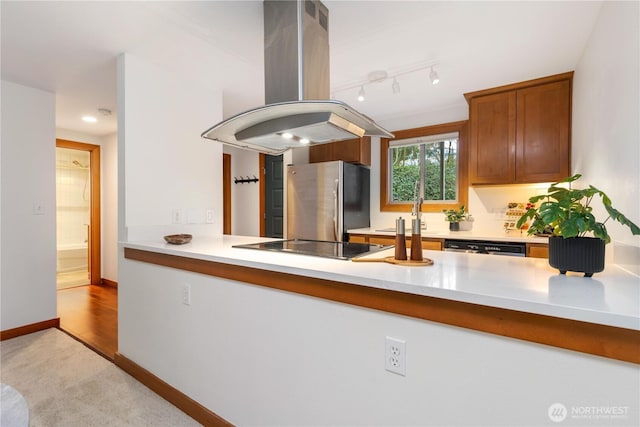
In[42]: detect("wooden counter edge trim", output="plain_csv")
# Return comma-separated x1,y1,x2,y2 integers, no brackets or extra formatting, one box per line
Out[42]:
0,318,60,341
124,248,640,364
114,352,233,427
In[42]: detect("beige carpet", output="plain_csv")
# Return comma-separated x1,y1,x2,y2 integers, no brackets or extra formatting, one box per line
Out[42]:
0,328,201,426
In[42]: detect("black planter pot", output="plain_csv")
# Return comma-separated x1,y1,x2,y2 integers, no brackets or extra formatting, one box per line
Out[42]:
449,222,460,231
548,236,606,277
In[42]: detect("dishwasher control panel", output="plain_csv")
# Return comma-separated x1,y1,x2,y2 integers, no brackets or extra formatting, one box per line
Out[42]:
444,239,526,257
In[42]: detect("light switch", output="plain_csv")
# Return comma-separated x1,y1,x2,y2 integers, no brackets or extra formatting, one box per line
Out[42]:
172,209,184,224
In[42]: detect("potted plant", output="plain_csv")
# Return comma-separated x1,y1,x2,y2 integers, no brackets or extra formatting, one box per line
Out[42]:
516,174,640,277
443,205,467,231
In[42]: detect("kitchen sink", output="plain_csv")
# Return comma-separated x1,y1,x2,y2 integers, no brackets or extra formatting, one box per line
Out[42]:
374,227,444,235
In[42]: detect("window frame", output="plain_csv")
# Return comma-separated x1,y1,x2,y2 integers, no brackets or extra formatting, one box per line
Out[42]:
380,120,468,213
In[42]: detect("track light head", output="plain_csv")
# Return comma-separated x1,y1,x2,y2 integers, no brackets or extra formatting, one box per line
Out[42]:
392,77,400,94
429,66,440,85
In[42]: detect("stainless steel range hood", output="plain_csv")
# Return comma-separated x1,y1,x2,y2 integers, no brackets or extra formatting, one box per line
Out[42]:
202,0,393,154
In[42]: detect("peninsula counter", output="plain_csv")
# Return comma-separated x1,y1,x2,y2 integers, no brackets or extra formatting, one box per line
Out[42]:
118,235,640,426
123,235,639,363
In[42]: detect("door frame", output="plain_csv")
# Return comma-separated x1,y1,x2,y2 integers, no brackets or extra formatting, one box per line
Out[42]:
223,153,231,234
259,154,266,236
56,139,101,286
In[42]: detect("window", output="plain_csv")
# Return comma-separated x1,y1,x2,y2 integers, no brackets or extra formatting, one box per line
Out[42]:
380,121,468,213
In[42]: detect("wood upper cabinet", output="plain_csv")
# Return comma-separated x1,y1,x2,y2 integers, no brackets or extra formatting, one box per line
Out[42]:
469,91,516,184
466,72,572,185
309,136,371,166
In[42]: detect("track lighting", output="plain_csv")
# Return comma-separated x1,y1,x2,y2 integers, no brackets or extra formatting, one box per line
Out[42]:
429,66,440,85
392,77,400,94
334,62,441,102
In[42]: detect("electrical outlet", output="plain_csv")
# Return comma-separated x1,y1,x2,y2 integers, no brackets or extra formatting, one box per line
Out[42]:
182,283,191,305
385,336,406,376
206,209,214,224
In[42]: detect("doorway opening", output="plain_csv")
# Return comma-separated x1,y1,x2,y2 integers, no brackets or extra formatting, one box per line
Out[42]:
55,140,101,289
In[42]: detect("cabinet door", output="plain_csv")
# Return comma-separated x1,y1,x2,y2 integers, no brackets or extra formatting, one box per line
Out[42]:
349,234,368,244
421,239,443,251
469,91,516,184
516,80,570,183
369,236,395,246
526,243,549,259
309,136,371,166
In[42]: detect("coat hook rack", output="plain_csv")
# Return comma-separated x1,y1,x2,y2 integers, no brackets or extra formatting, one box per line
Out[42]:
234,175,259,184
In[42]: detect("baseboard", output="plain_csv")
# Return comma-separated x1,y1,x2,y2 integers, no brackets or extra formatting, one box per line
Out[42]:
114,352,233,427
100,278,118,288
0,318,60,341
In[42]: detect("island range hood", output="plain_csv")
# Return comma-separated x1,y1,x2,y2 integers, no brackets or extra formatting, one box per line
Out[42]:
202,0,393,154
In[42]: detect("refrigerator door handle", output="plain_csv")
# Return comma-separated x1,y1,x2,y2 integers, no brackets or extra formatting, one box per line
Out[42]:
333,178,339,241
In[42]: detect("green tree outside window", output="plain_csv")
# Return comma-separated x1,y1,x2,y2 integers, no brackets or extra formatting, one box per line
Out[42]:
390,139,458,203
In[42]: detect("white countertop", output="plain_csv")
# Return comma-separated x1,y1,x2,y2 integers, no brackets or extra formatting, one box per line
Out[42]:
122,235,639,331
349,227,550,243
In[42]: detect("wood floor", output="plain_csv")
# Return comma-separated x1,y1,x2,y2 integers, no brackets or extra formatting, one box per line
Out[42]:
57,269,90,290
57,285,118,360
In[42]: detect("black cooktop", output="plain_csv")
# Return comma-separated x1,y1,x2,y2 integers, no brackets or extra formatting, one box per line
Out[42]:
232,239,390,260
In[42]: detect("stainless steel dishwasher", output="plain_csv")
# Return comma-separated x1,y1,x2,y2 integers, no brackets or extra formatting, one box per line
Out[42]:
443,239,526,257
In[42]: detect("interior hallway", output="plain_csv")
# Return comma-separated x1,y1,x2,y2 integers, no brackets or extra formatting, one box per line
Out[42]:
57,284,118,360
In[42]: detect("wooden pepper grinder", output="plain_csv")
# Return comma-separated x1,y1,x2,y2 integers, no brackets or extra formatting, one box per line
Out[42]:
410,218,423,261
394,217,407,260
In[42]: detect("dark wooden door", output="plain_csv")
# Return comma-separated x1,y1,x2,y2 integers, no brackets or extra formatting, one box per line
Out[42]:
264,154,283,238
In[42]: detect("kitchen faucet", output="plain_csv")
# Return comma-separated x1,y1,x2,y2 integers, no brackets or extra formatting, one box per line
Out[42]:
411,181,423,222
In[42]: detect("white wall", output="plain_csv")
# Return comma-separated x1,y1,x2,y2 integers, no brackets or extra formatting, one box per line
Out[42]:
120,259,639,426
102,132,118,281
117,53,222,242
56,129,119,282
1,81,57,330
572,1,640,272
56,129,105,147
223,146,260,236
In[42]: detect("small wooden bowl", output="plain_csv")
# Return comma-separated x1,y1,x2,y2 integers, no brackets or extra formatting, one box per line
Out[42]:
164,234,192,245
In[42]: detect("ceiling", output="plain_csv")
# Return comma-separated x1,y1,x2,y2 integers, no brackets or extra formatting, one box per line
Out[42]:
1,1,603,136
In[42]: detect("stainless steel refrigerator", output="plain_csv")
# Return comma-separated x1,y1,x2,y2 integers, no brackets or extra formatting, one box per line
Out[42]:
287,160,370,242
